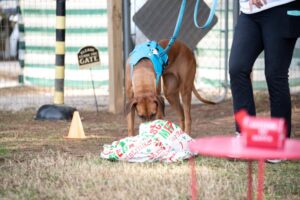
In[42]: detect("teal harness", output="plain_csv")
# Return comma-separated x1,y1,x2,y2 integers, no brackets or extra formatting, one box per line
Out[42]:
129,41,168,86
129,0,218,86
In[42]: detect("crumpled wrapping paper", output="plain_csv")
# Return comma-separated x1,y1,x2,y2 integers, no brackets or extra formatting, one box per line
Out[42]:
100,120,195,163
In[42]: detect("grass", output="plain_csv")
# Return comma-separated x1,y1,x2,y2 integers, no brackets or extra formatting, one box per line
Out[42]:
0,99,300,199
0,145,9,157
1,151,299,200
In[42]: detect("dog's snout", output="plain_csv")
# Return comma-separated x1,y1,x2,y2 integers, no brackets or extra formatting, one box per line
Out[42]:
138,115,148,121
149,112,156,120
138,113,156,121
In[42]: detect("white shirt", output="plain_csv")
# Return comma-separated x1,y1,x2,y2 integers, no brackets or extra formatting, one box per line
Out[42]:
240,0,296,14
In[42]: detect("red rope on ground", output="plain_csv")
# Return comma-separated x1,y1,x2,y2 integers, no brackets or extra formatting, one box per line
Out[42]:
257,160,265,200
189,157,198,200
247,161,253,200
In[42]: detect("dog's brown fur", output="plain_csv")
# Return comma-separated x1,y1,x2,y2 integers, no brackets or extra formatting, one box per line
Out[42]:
125,39,215,136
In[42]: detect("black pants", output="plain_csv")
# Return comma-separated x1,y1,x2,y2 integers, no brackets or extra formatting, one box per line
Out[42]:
229,2,299,137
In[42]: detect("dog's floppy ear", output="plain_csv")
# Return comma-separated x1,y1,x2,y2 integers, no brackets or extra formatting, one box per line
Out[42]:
155,95,165,116
124,99,137,116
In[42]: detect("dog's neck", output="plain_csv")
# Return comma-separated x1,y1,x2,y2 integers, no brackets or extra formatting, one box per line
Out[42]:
132,61,157,96
129,41,168,86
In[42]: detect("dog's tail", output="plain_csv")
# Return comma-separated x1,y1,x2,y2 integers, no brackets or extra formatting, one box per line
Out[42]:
192,85,216,105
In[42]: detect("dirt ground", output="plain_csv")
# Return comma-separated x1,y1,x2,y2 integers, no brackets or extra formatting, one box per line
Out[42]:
1,92,300,199
1,92,300,158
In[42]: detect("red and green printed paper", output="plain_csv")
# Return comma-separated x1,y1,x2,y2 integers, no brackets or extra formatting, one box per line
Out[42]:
100,120,195,162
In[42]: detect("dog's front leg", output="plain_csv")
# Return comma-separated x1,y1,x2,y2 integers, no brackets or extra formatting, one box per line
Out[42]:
127,110,135,136
125,96,136,136
125,62,136,136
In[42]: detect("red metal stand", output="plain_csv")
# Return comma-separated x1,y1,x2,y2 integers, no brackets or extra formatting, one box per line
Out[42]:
189,136,300,199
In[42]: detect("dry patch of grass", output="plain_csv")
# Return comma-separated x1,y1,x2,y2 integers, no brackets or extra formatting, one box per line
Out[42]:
0,71,18,80
0,98,300,200
0,151,299,200
0,86,51,96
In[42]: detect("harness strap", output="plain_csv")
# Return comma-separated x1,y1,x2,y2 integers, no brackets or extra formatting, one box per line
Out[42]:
129,41,168,86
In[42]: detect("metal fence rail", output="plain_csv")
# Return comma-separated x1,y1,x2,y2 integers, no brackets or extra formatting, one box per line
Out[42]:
0,0,109,111
0,0,299,111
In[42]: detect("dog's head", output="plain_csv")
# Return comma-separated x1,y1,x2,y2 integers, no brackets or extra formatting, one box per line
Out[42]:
125,94,165,122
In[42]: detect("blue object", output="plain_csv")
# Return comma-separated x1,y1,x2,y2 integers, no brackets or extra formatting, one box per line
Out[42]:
129,0,218,87
129,41,168,86
35,104,76,120
162,0,218,56
287,10,300,16
161,0,187,56
194,0,218,29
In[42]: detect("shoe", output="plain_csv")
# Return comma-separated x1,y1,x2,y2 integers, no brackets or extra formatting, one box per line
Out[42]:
266,159,282,164
227,132,241,162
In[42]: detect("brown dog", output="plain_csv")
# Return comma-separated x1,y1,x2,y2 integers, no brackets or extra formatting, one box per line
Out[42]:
125,39,215,136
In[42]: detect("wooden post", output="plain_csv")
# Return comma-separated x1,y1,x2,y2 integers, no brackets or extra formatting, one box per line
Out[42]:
107,0,125,114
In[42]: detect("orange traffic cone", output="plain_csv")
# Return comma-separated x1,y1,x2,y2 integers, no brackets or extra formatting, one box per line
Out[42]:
65,111,86,139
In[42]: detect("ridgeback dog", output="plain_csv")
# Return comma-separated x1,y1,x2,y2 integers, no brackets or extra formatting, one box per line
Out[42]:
125,39,215,136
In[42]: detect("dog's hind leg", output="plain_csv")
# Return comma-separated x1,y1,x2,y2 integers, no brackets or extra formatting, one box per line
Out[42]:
166,93,184,131
180,89,192,134
163,74,185,131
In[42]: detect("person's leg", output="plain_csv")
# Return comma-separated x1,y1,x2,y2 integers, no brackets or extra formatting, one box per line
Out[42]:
229,14,264,132
261,20,297,138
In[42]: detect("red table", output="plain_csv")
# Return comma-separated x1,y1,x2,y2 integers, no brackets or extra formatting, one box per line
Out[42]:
189,136,300,200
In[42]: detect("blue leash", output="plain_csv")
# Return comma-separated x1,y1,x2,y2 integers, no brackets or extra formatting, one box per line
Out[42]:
194,0,219,29
130,0,218,86
161,0,218,56
160,0,187,55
